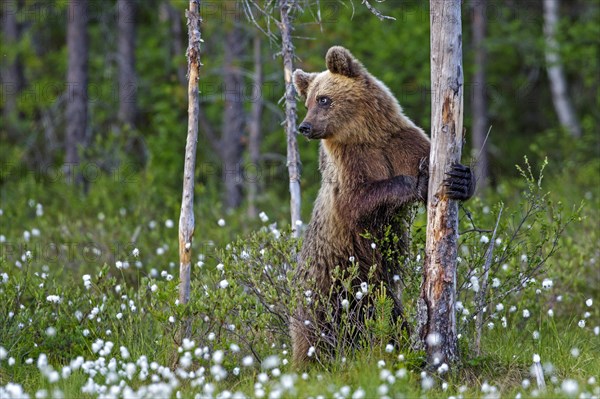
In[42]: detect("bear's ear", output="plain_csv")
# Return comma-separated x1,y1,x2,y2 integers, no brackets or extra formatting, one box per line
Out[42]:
293,69,317,98
326,46,364,78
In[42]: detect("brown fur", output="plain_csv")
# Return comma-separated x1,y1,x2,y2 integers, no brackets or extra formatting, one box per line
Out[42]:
291,46,432,365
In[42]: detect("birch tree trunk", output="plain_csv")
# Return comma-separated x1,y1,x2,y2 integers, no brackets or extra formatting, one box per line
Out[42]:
471,0,488,188
247,35,264,219
117,0,137,127
65,0,89,185
543,0,581,138
178,0,202,339
278,0,302,237
417,0,464,368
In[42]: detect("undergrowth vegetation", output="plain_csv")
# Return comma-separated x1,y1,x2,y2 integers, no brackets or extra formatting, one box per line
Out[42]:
0,154,599,398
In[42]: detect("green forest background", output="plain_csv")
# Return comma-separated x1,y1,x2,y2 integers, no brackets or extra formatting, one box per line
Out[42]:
1,0,599,397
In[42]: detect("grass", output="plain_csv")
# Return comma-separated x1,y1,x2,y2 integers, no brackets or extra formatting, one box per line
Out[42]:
1,156,599,398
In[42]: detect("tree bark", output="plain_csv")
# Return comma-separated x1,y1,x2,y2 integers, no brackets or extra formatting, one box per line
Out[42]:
65,0,89,185
178,0,202,340
222,18,246,210
278,0,302,237
117,0,137,127
417,0,464,368
543,0,581,138
1,0,23,140
471,0,488,188
247,35,264,218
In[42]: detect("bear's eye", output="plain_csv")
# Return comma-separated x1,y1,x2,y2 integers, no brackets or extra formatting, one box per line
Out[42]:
317,96,332,107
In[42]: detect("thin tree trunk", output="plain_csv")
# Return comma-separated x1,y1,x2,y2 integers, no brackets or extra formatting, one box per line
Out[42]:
543,0,581,138
178,0,202,340
222,19,245,210
471,0,488,188
117,0,137,127
247,35,264,218
65,0,89,185
417,0,464,368
1,0,22,140
278,0,302,237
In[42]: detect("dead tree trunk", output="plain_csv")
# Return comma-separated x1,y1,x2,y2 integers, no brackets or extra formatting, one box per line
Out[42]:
543,0,581,138
65,0,89,185
417,0,464,368
117,0,137,127
247,35,264,218
278,0,302,237
471,0,488,188
222,20,246,210
178,0,202,340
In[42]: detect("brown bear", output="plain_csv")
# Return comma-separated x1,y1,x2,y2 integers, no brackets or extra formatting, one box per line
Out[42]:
290,46,474,365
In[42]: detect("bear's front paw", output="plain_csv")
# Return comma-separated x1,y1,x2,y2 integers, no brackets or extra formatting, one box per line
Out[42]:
444,163,475,201
417,157,429,201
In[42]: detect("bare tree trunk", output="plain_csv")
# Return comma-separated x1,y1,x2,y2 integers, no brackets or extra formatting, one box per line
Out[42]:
543,0,581,138
278,0,302,237
222,20,246,210
1,0,22,140
178,0,202,340
65,0,89,185
471,0,488,188
247,35,264,218
117,0,137,127
417,0,464,368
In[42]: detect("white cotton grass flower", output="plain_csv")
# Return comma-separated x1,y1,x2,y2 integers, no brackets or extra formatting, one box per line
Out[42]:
219,279,229,289
523,309,531,318
492,278,501,288
165,219,174,228
480,235,489,244
586,298,593,307
561,379,579,396
132,248,140,257
341,299,349,310
258,211,269,222
578,320,586,328
542,278,553,289
46,295,61,304
217,218,226,227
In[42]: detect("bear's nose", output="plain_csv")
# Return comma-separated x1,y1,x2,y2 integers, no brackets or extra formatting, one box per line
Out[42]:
298,122,312,136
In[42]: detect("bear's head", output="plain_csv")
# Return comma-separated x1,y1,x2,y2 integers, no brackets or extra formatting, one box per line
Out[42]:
293,46,410,144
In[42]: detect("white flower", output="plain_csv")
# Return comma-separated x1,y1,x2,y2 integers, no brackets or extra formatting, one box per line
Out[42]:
352,387,365,399
216,263,224,272
259,212,269,222
46,295,61,304
219,279,229,289
169,316,175,323
356,291,363,300
349,256,355,262
217,218,226,227
341,299,349,309
492,278,501,288
150,284,158,292
495,303,504,312
533,354,541,363
371,242,376,249
561,379,579,396
165,219,174,228
542,278,553,289
521,254,528,262
385,344,394,353
132,248,140,257
548,309,554,317
586,298,593,307
242,356,254,366
532,331,540,339
360,282,368,293
522,309,530,318
480,235,489,244
116,261,123,269
578,320,585,328
307,346,315,357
